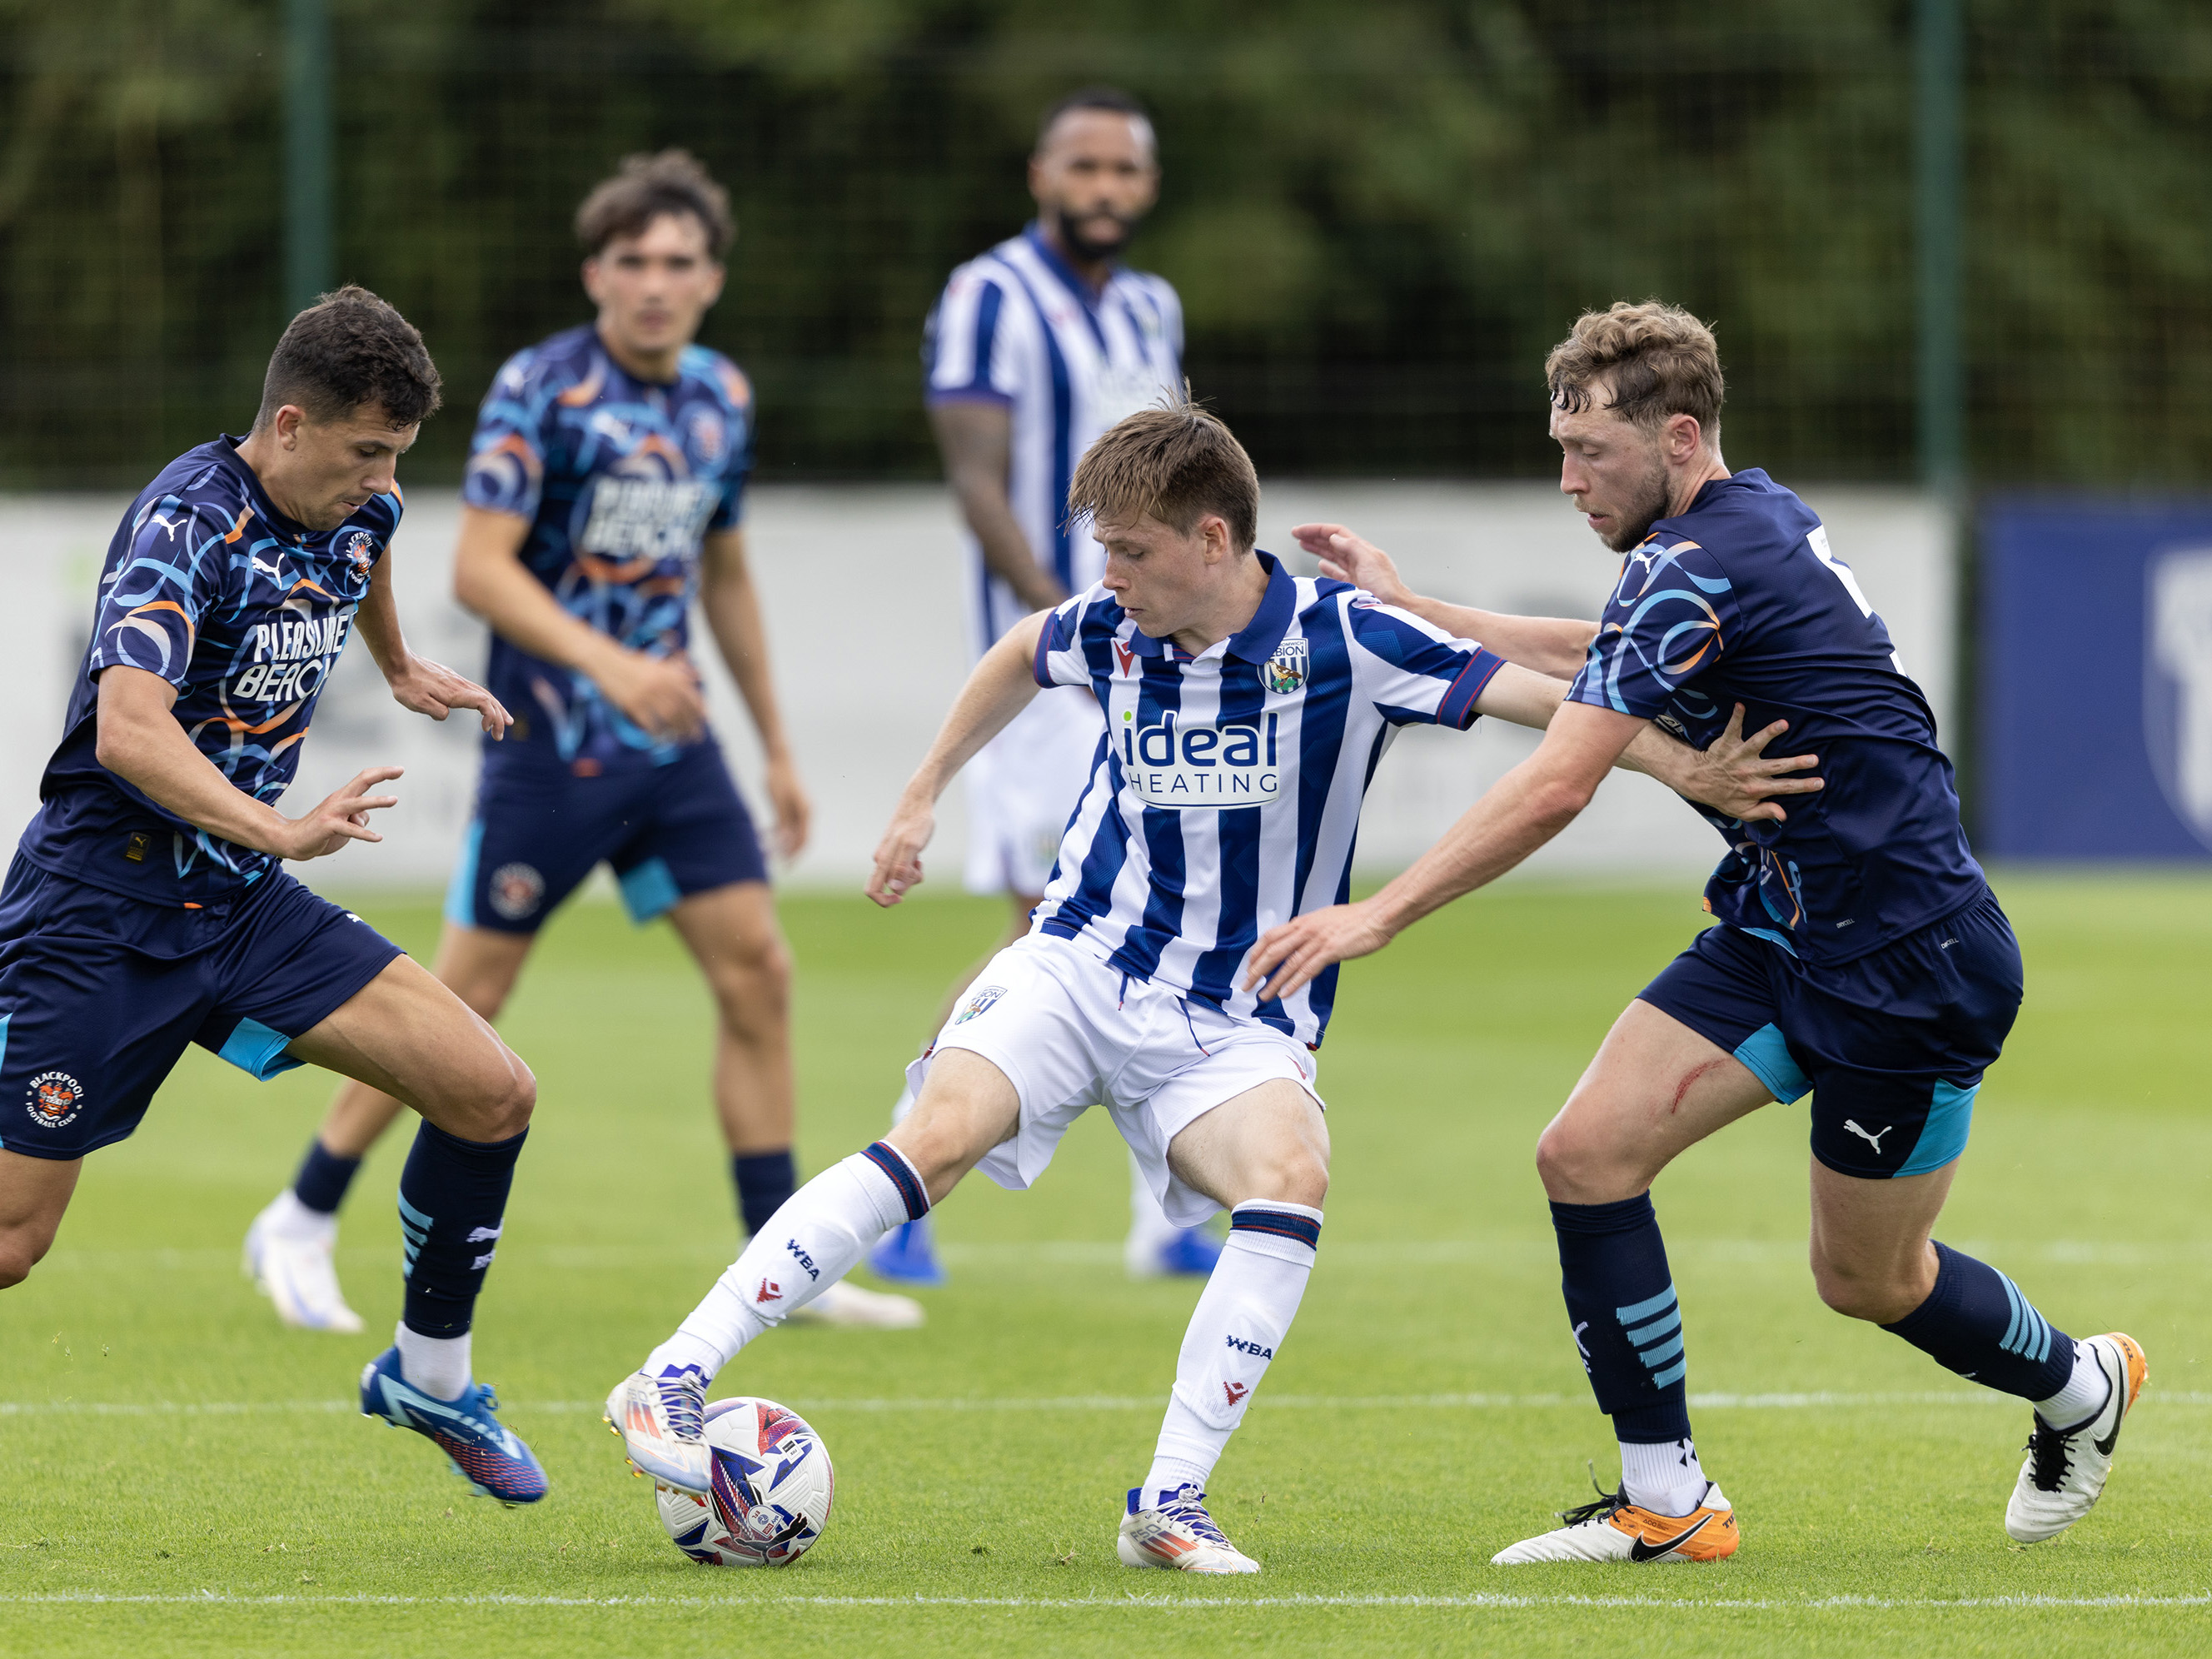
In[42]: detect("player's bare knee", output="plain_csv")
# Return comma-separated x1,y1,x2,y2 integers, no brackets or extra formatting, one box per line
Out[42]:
1261,1143,1328,1208
0,1227,54,1289
1810,1252,1921,1324
713,935,792,1038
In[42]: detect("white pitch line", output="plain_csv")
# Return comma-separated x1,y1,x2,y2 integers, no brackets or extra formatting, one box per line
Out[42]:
4,1391,2209,1418
0,1591,2205,1612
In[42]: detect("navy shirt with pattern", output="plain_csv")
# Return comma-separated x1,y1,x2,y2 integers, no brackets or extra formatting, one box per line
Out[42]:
23,436,391,906
1564,469,1986,965
461,324,753,779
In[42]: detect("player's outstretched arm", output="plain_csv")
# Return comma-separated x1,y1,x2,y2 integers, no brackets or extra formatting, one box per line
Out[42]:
354,545,512,737
865,611,1049,909
92,666,402,862
700,526,810,858
1473,664,1821,823
1243,701,1643,1001
1291,522,1597,680
932,401,1068,614
451,505,707,741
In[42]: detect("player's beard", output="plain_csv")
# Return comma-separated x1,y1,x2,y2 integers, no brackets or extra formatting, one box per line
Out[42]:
1602,457,1673,552
1054,205,1143,264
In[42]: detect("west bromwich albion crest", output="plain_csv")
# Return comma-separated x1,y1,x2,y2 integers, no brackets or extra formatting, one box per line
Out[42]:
1263,639,1308,695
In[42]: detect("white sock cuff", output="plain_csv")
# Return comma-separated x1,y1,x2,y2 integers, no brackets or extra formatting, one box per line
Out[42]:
844,1143,929,1233
1225,1200,1323,1266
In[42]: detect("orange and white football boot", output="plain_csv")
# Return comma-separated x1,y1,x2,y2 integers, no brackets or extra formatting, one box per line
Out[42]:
2005,1332,2147,1543
1492,1478,1740,1565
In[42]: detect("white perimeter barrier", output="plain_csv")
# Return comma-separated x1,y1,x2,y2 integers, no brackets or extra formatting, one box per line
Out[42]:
0,482,1950,897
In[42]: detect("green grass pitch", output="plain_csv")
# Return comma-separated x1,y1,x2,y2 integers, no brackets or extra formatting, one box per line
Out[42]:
0,873,2205,1657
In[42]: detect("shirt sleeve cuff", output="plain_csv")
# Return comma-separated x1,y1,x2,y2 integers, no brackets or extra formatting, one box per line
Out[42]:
925,386,1015,409
1436,648,1508,729
1032,620,1059,690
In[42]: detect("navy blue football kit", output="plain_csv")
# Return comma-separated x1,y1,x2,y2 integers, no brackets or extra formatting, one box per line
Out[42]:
0,437,401,1159
449,324,766,933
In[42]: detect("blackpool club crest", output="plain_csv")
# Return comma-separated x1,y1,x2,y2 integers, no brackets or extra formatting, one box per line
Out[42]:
1263,639,1308,695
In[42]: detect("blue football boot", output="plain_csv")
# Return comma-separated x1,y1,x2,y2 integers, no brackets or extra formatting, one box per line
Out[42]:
867,1217,947,1287
360,1347,548,1506
1128,1225,1224,1278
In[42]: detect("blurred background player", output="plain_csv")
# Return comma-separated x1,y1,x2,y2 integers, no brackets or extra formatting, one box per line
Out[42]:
0,287,548,1503
870,87,1210,1288
244,152,919,1333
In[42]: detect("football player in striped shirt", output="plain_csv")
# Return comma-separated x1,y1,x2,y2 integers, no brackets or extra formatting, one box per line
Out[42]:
873,86,1207,1288
609,399,1801,1572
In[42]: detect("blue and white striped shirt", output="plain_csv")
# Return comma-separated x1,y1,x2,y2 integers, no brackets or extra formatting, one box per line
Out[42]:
924,224,1183,657
1029,554,1507,1046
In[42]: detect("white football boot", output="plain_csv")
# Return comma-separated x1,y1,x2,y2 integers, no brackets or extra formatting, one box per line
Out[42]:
1118,1484,1261,1574
242,1194,364,1333
1492,1478,1741,1565
785,1279,925,1328
604,1364,712,1496
2005,1332,2148,1543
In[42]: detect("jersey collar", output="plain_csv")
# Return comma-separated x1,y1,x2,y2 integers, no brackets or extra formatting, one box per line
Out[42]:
1023,221,1118,306
1123,551,1297,665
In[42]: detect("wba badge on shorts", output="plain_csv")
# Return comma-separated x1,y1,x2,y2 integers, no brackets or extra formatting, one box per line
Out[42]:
1263,640,1308,695
954,985,1006,1024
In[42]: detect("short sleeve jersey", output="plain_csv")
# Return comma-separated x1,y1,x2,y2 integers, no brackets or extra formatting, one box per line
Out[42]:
461,324,755,778
22,436,391,905
923,225,1183,656
1031,552,1506,1044
1565,469,1985,964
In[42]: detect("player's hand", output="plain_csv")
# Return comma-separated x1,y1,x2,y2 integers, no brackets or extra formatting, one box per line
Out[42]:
276,766,403,860
765,750,812,859
1681,704,1822,823
1242,898,1397,1003
596,649,708,742
388,655,512,737
866,796,936,908
1290,523,1414,608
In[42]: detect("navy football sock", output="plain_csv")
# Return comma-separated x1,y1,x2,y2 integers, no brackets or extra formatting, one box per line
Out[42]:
1552,1193,1693,1443
733,1148,798,1238
397,1120,526,1338
1881,1241,2075,1399
292,1138,363,1216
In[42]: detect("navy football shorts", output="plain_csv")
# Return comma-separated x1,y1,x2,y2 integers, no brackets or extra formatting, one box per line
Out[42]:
446,741,768,934
0,855,403,1161
1637,887,2023,1180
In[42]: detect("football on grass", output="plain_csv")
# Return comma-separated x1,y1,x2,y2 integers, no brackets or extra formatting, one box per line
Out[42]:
655,1397,834,1567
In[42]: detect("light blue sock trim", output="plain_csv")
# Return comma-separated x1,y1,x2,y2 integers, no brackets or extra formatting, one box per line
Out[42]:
1732,1022,1812,1104
444,820,485,927
217,1016,301,1080
1615,1285,1677,1324
1638,1333,1686,1368
1625,1308,1682,1347
1650,1359,1688,1388
618,856,682,924
396,1191,432,1276
1896,1079,1979,1176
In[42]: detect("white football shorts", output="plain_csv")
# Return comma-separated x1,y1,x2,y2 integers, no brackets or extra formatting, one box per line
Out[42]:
961,685,1104,897
904,932,1324,1228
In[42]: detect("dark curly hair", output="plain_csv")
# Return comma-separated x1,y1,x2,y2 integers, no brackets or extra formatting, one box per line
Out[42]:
254,285,442,429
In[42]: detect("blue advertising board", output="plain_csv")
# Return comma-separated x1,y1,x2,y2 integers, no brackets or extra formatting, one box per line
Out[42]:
1980,498,2212,859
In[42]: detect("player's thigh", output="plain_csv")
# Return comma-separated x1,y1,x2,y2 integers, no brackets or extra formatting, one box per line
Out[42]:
607,745,768,930
424,920,536,1019
884,1048,1024,1202
283,954,534,1140
1163,1078,1330,1212
0,1149,81,1286
1807,1157,1957,1321
665,881,789,1013
901,937,1115,1200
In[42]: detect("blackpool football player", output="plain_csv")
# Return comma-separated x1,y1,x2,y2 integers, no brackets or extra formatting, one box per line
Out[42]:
607,401,1802,1572
243,152,918,1332
0,287,550,1502
870,86,1208,1288
1252,301,2145,1562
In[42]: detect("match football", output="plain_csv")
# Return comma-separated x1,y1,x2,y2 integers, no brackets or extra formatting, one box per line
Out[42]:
1,6,2204,1657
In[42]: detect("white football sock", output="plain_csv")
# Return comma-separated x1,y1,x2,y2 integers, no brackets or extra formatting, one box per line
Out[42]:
1619,1437,1709,1517
395,1323,471,1401
648,1144,924,1382
1141,1201,1321,1498
263,1188,336,1244
2034,1339,2113,1430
